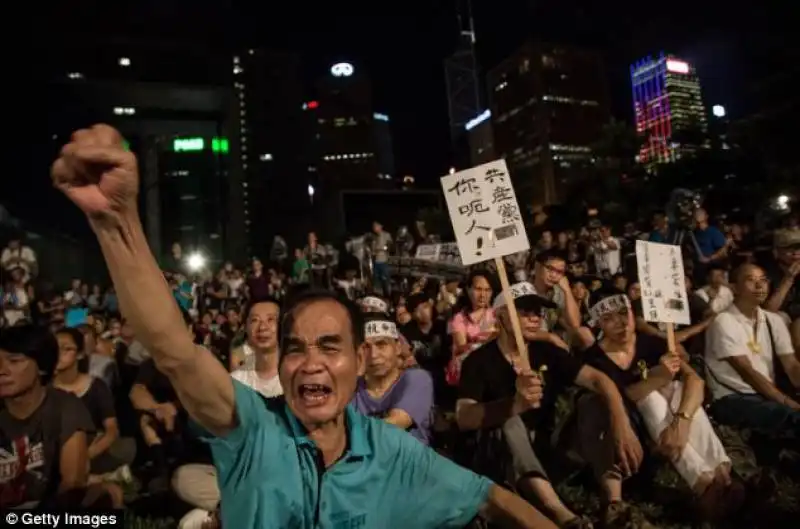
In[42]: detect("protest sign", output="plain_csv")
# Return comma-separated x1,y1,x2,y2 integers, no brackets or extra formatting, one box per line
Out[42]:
636,240,691,353
441,160,532,369
440,160,529,266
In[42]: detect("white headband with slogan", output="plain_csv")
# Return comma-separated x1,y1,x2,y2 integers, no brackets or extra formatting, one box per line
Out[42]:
365,320,399,340
588,294,631,326
493,281,537,309
360,296,389,313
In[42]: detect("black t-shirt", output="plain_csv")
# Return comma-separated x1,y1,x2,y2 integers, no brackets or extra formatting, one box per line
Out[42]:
78,378,116,430
135,359,178,404
583,334,668,394
458,339,583,432
402,320,448,371
0,387,94,508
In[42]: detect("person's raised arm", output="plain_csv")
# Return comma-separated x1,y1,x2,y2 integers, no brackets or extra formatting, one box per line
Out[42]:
51,125,235,437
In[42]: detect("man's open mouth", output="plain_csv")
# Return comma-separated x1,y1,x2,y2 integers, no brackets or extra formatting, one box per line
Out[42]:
298,384,333,404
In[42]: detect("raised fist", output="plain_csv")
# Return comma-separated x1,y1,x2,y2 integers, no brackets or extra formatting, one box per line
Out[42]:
51,124,139,219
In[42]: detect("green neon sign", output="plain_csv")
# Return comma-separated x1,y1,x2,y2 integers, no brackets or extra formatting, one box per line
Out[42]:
211,137,229,154
172,137,229,154
173,137,204,152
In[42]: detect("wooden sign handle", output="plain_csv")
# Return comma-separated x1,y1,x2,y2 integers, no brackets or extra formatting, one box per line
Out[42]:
494,257,531,371
665,322,677,355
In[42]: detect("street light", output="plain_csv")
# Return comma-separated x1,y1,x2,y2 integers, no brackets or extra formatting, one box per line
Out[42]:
712,105,726,118
772,194,791,212
187,252,206,272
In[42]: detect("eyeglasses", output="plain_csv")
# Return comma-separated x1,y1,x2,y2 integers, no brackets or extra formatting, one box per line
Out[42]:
544,264,566,276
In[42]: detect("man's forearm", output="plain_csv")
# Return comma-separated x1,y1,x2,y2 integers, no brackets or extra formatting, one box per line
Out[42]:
590,374,629,427
560,287,582,329
481,484,558,529
91,212,193,372
677,369,704,417
457,399,524,431
765,280,792,312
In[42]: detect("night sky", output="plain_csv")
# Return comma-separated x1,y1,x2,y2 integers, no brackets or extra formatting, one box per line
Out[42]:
12,1,794,231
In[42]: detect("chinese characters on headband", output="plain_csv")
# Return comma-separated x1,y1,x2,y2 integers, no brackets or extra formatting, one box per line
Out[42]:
441,160,530,266
635,241,691,325
365,320,398,339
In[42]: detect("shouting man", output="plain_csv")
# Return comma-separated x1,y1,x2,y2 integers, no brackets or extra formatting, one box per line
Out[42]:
51,124,559,529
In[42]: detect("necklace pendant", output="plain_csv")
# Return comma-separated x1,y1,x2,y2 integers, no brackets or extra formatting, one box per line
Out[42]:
748,340,761,354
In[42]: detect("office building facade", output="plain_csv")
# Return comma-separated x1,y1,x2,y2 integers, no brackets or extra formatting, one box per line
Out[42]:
232,50,308,256
464,109,496,166
487,42,610,206
49,37,243,264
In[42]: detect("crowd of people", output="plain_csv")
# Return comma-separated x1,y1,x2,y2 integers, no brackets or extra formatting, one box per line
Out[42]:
1,125,798,529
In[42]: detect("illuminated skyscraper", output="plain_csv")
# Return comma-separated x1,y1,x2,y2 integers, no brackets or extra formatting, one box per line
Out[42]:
488,43,610,206
631,53,708,166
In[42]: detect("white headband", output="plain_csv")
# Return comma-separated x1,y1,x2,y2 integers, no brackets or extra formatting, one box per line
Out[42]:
365,320,399,340
360,296,389,313
588,294,631,326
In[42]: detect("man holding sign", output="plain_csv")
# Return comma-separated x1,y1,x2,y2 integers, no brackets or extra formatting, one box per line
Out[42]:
457,282,642,529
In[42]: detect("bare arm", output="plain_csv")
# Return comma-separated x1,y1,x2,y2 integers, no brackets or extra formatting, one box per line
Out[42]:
574,366,629,427
480,484,559,529
59,431,89,492
92,214,236,436
765,276,794,312
88,417,119,460
129,383,161,412
675,361,705,418
624,365,675,403
778,353,800,389
384,409,413,430
557,283,582,331
724,356,798,406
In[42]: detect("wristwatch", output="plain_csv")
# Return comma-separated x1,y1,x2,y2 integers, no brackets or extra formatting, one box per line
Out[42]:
674,411,692,422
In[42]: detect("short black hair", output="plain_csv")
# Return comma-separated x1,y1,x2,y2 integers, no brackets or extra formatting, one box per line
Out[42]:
244,296,281,321
0,324,59,384
729,263,763,285
535,249,568,265
55,327,85,353
279,289,364,351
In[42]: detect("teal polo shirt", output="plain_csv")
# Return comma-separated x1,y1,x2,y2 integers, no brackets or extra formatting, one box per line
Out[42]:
203,380,492,529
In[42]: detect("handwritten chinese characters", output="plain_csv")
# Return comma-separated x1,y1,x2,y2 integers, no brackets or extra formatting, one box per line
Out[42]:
635,241,691,325
441,160,530,266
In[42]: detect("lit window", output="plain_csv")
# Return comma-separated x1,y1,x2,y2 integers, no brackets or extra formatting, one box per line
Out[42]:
260,153,273,161
118,57,131,67
67,72,83,80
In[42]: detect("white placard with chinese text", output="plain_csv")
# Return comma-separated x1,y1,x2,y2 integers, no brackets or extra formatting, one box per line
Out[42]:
635,240,691,325
440,160,530,266
415,243,462,265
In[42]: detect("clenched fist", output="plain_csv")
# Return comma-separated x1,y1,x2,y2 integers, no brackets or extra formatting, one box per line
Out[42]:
514,367,543,411
51,124,139,219
659,351,681,376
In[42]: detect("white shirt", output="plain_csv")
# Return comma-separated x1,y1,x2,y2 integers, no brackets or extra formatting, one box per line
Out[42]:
592,237,621,275
226,277,244,298
695,285,734,314
231,368,283,398
2,286,29,326
1,245,36,272
705,304,794,400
